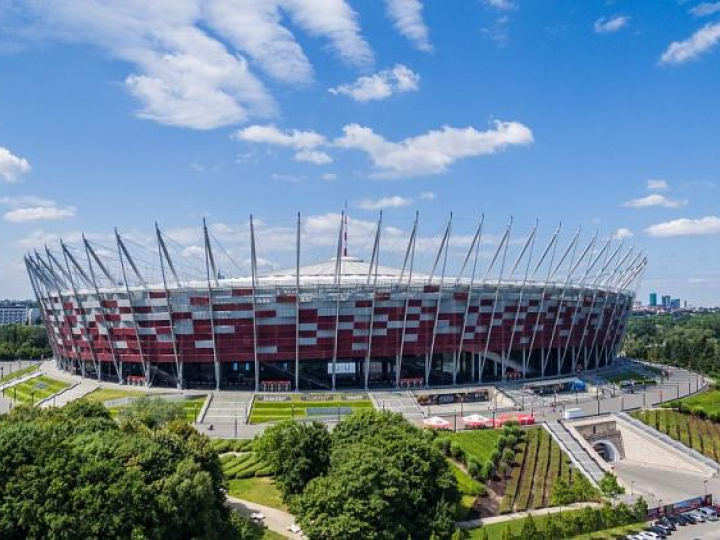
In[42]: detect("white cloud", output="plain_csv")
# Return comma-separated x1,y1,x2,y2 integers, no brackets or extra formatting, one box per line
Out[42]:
4,205,76,223
647,179,669,191
0,196,76,223
356,196,412,210
691,2,720,17
13,0,375,129
203,0,313,85
623,194,687,208
613,228,633,240
0,146,31,182
329,64,419,102
181,245,205,258
294,149,333,164
419,191,436,200
280,0,373,67
483,0,515,10
0,196,54,207
646,216,720,237
593,15,630,34
335,120,533,178
661,22,720,65
321,173,338,181
234,124,330,164
384,0,432,51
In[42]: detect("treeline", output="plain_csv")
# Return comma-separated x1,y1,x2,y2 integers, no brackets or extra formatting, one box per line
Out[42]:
623,313,720,378
0,324,52,360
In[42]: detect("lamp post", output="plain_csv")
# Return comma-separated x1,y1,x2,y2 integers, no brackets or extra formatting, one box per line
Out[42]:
704,480,708,498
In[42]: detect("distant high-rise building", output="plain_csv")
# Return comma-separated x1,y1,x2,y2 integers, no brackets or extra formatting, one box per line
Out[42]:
649,292,657,307
661,295,671,309
670,298,681,310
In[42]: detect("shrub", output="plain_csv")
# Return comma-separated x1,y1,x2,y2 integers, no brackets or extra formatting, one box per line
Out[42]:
710,411,720,423
501,447,515,464
467,459,481,480
489,449,501,464
480,461,494,482
693,406,707,419
449,442,466,463
496,434,507,450
505,434,518,448
437,437,451,455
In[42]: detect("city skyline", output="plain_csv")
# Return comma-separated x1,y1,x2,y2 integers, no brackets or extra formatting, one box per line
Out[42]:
1,1,719,304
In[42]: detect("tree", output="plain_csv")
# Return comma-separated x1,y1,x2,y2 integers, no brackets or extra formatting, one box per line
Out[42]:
545,514,562,540
520,515,539,540
633,496,649,521
254,420,331,500
599,472,625,500
117,396,186,429
580,506,598,534
550,477,574,506
293,410,459,540
0,402,248,539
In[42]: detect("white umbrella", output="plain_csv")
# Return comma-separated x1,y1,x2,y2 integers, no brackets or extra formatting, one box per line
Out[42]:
423,416,451,430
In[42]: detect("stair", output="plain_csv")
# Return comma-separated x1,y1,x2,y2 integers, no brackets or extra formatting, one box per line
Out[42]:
544,420,606,486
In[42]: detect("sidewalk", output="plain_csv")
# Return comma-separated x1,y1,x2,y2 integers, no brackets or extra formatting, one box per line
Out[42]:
458,502,602,529
225,496,295,538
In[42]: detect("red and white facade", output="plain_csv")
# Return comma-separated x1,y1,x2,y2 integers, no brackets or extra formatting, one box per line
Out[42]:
24,217,646,391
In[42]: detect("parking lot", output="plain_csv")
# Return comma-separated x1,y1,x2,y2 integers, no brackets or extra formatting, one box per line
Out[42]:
667,518,720,539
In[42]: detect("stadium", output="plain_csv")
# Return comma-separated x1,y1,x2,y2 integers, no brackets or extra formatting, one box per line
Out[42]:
24,214,646,391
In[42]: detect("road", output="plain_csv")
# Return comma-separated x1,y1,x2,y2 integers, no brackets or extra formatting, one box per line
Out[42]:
669,519,720,539
226,496,296,538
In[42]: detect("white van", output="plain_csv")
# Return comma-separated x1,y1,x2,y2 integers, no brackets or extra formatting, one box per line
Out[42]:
699,506,718,520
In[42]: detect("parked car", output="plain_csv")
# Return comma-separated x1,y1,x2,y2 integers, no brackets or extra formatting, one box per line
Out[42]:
688,510,706,522
698,506,719,521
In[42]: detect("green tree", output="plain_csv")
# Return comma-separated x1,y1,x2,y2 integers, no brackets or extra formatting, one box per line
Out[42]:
520,515,539,540
0,402,248,539
633,496,649,521
599,472,625,500
545,514,562,540
293,410,459,540
550,477,574,506
117,395,186,428
254,420,331,499
580,506,598,534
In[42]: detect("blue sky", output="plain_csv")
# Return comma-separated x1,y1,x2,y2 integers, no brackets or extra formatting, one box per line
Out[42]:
0,0,719,304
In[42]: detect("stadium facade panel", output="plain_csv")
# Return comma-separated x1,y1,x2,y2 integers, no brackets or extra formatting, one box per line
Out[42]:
24,217,646,391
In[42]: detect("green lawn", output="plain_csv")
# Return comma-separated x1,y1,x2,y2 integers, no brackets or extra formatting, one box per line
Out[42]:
663,388,720,415
449,461,484,519
83,387,146,403
3,375,70,404
435,429,503,464
249,394,374,424
227,477,286,511
183,396,207,422
0,364,38,384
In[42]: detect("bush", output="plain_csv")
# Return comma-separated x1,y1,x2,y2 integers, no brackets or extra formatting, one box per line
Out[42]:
489,449,501,464
481,461,494,482
505,434,518,448
496,434,507,450
449,442,466,463
435,437,451,456
501,447,515,464
467,459,481,480
693,406,707,419
710,411,720,423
